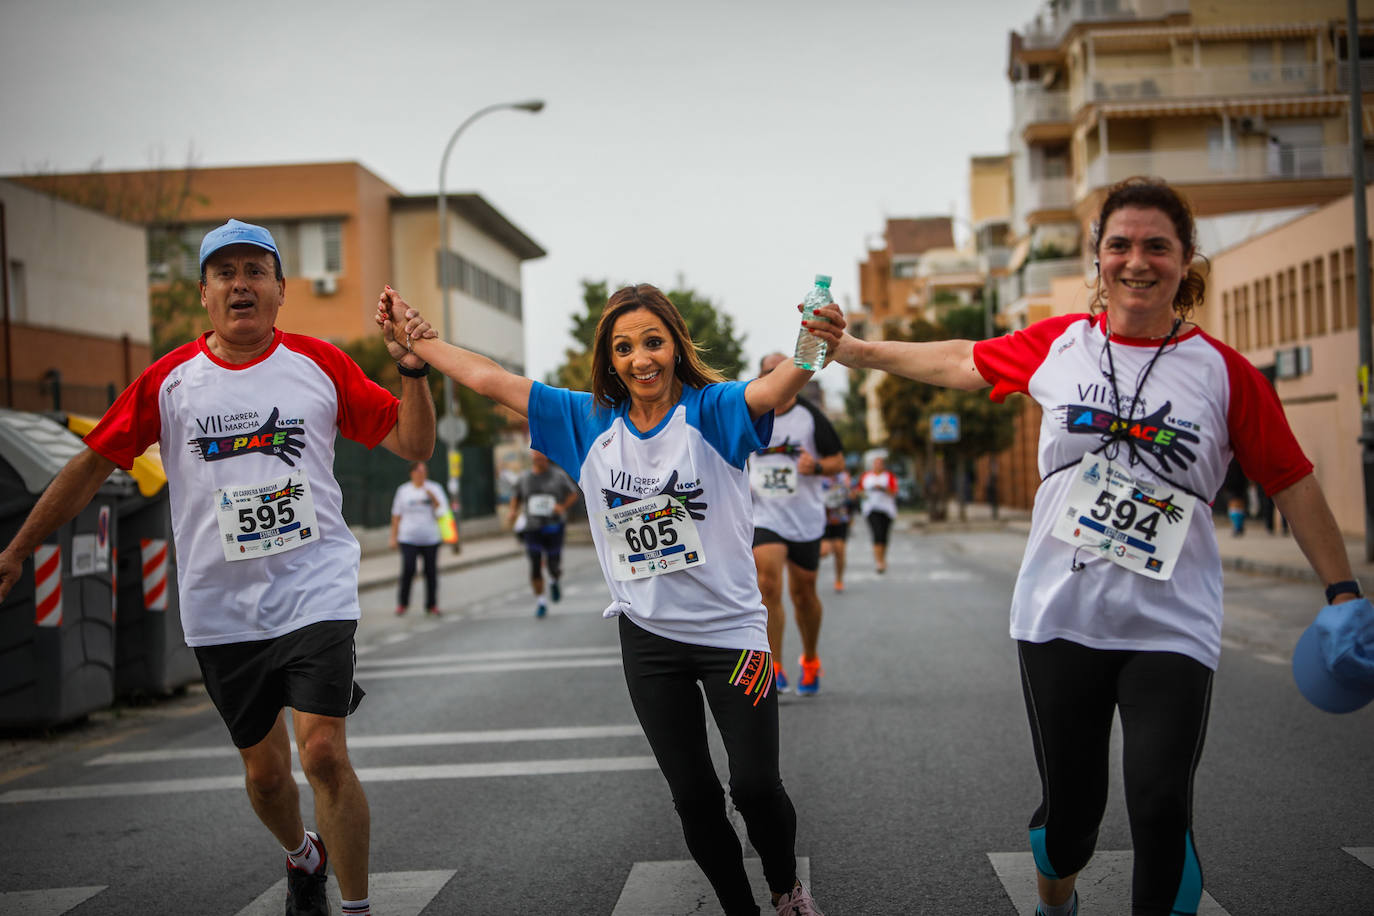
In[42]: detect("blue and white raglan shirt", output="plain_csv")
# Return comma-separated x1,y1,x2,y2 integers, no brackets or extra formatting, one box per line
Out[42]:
972,313,1312,669
85,330,399,647
750,396,843,542
529,380,773,652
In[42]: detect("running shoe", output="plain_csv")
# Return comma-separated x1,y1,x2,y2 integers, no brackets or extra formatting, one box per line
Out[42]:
425,606,441,617
394,605,406,616
833,581,845,593
550,580,561,602
535,601,547,618
797,655,823,696
774,881,825,916
285,831,329,916
773,661,790,694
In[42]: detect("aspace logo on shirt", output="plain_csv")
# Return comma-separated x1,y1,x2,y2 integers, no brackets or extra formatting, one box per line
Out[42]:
601,469,708,520
754,438,800,458
189,407,306,467
1055,383,1202,473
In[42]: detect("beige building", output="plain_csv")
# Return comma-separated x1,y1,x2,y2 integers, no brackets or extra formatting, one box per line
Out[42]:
1203,184,1372,534
13,163,545,366
1002,0,1373,332
0,179,151,415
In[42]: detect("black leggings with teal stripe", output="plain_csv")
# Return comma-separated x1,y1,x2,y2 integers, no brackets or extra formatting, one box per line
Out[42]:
1018,639,1213,916
618,615,798,916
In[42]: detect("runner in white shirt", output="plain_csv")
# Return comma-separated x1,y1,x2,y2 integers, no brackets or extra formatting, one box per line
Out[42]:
0,221,436,916
857,454,898,573
381,283,827,916
390,460,447,616
808,178,1358,916
749,352,845,695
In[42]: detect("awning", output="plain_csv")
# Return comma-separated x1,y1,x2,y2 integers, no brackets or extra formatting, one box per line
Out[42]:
1090,95,1347,124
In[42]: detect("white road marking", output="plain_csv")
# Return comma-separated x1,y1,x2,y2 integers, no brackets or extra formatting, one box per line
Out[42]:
987,850,1231,914
234,870,454,916
88,725,645,765
0,886,104,915
1345,846,1374,869
1,756,659,804
358,656,620,679
1253,652,1288,666
612,858,810,916
355,646,617,669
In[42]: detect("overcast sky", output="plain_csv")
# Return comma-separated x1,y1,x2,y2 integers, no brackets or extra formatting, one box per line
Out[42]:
0,0,1041,394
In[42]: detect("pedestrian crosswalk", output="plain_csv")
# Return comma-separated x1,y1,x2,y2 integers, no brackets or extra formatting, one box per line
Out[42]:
233,870,455,916
611,858,811,916
988,850,1232,914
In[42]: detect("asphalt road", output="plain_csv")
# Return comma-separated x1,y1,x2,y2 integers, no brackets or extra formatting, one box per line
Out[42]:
1,525,1371,915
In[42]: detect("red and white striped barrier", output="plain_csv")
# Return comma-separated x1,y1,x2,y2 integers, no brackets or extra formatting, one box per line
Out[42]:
141,538,168,612
34,544,62,628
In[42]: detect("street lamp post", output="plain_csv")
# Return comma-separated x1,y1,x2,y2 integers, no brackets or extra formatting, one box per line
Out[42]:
436,99,544,548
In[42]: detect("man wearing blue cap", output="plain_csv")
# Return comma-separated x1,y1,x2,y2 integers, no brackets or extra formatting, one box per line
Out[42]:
0,219,435,916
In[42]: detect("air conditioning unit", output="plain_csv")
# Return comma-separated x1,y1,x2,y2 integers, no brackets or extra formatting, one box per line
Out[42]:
312,275,338,296
1239,116,1267,134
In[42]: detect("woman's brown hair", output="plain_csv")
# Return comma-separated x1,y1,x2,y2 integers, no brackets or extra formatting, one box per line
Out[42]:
589,284,726,409
1088,175,1209,320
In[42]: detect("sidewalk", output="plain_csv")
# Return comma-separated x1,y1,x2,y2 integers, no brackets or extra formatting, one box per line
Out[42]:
899,499,1374,588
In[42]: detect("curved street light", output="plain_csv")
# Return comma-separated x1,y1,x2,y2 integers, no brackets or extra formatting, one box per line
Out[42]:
436,99,544,542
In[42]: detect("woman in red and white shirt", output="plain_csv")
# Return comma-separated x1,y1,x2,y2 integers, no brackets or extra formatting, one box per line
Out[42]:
857,454,898,573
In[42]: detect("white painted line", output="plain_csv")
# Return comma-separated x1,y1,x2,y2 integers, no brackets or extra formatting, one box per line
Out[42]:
234,870,455,916
1253,653,1288,666
987,850,1231,914
2,756,659,803
0,886,105,915
1344,846,1374,869
612,858,810,916
89,725,645,765
356,646,617,668
358,657,620,680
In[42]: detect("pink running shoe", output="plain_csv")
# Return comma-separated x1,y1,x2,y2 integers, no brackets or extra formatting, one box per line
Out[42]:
774,881,825,916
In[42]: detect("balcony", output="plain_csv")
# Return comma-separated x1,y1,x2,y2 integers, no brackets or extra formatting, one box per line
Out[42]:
1022,0,1190,50
1013,85,1072,135
1081,145,1351,192
1024,256,1085,296
1337,60,1374,92
1022,175,1074,214
1079,63,1322,107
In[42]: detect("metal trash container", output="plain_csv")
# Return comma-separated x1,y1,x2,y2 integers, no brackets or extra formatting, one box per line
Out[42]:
0,409,134,728
65,415,198,697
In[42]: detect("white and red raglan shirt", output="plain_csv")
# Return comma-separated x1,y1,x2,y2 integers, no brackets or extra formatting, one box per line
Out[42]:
84,330,399,647
858,469,898,519
972,313,1312,669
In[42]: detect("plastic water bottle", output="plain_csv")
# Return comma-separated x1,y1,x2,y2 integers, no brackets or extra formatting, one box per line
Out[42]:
793,274,832,370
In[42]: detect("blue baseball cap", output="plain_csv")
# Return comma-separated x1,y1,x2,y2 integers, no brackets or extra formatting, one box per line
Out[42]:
198,219,281,272
1292,597,1374,714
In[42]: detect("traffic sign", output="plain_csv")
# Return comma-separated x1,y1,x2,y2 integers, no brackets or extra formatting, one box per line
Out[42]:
931,412,961,443
438,413,468,445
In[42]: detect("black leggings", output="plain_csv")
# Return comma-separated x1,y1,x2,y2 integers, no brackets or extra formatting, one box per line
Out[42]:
398,542,439,609
1018,639,1212,916
865,511,893,545
618,615,798,916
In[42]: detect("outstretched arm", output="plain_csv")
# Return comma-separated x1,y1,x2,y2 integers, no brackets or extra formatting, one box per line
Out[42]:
0,448,118,600
377,287,533,418
744,361,813,420
807,303,989,391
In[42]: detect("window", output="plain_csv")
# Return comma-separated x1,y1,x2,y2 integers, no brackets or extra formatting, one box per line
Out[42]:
6,260,26,323
1238,285,1250,351
1344,245,1357,330
435,250,524,320
1276,270,1289,342
1330,251,1344,332
1283,266,1297,343
1301,262,1312,338
1281,40,1307,83
1222,290,1231,342
892,261,917,278
1312,257,1327,336
1250,41,1273,83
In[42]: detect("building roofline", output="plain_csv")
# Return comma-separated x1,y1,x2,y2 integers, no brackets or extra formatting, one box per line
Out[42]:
396,193,546,261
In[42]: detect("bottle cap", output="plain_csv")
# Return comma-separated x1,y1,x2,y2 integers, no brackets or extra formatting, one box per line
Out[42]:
814,274,832,288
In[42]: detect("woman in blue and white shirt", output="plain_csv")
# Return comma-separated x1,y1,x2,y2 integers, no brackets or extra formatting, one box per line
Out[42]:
378,284,826,916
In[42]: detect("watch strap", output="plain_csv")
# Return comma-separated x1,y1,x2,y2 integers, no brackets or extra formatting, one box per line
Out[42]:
1324,579,1363,604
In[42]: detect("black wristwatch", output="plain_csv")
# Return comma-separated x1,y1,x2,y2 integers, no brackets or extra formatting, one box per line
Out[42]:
1324,579,1363,604
396,361,429,379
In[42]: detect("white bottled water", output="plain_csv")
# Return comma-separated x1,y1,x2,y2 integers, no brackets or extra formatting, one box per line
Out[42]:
793,274,832,370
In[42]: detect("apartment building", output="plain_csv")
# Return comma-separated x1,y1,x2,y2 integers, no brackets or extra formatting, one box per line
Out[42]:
1002,0,1372,330
0,180,150,415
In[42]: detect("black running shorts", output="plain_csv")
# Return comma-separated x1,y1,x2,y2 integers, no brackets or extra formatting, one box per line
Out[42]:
751,527,822,572
194,620,364,749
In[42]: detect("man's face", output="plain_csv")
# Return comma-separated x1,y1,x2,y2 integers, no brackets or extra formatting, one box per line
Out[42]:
200,245,283,345
531,452,549,474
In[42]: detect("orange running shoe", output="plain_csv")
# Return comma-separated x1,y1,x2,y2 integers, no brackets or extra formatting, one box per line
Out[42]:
797,655,823,696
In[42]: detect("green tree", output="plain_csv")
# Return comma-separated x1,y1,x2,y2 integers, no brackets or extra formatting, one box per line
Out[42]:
835,367,870,455
552,279,747,387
